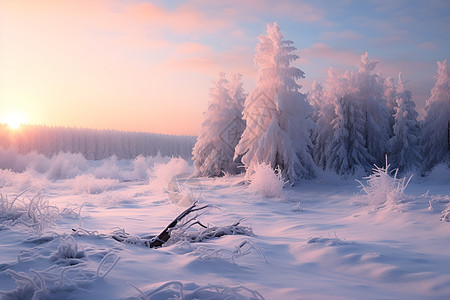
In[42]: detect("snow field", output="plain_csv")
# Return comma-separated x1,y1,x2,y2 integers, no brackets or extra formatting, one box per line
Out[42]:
0,155,449,299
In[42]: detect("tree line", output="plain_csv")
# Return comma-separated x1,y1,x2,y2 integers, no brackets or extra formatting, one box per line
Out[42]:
0,125,195,160
193,22,450,180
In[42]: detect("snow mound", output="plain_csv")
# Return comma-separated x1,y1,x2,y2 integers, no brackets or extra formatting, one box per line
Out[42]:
247,163,286,198
426,163,450,184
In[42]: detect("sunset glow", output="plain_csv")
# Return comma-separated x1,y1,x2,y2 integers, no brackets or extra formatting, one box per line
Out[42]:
0,0,448,135
3,112,26,130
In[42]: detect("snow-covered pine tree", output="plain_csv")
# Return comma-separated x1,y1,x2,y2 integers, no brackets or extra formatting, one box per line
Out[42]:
308,80,325,123
234,22,315,181
326,92,372,175
193,72,246,177
312,68,338,170
422,59,450,171
318,68,373,175
384,76,398,139
388,73,421,173
355,52,390,167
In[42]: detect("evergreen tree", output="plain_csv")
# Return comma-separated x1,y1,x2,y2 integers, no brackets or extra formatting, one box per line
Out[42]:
422,59,450,171
312,68,338,170
384,76,398,139
388,73,421,173
317,68,373,175
308,80,325,123
326,93,371,175
193,72,246,177
234,22,315,181
313,53,390,175
356,52,390,167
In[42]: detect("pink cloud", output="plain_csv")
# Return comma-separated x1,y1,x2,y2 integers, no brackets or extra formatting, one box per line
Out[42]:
157,47,256,77
176,43,212,55
300,43,361,67
120,2,229,35
188,0,327,25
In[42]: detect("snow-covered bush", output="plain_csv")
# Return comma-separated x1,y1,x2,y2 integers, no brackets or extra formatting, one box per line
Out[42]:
47,152,88,180
132,155,149,180
72,174,119,194
93,155,122,179
0,169,35,190
357,157,413,209
234,22,315,181
248,162,286,198
148,157,192,192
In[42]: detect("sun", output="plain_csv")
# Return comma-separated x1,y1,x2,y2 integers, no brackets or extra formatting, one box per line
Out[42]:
3,112,27,130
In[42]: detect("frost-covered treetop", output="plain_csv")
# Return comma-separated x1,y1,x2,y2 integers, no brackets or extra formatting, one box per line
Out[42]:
397,72,407,94
358,51,378,74
254,22,304,91
428,59,450,106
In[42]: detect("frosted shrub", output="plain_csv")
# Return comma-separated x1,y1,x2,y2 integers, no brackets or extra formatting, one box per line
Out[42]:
148,157,192,192
72,174,119,194
47,152,88,180
0,169,32,190
357,157,413,208
0,148,28,172
94,155,121,179
248,163,286,198
132,155,149,180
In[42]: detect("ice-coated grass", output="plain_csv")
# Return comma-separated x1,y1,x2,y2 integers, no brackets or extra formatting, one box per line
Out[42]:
129,280,265,300
247,163,286,198
52,235,85,261
1,250,121,299
0,191,59,235
195,239,267,264
356,156,413,209
441,204,450,222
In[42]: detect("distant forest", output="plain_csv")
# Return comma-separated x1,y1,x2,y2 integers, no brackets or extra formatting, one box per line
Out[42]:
0,124,196,160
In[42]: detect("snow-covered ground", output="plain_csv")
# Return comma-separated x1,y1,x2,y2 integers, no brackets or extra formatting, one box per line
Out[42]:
0,156,449,299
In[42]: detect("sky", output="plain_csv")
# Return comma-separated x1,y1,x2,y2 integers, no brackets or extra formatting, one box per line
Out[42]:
0,0,448,136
